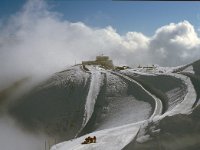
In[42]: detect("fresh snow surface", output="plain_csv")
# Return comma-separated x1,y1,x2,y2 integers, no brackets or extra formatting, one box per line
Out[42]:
166,87,186,110
161,73,196,116
182,65,195,74
154,66,183,74
96,97,151,131
105,72,127,96
121,69,156,76
78,66,103,135
122,65,184,75
88,71,151,131
51,64,198,150
51,123,140,150
40,66,89,88
111,71,163,118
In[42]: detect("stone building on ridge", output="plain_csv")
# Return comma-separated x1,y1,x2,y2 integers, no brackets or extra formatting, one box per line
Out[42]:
82,55,114,69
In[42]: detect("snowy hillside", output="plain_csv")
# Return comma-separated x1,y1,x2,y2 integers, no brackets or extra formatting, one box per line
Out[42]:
50,60,199,150
1,60,199,150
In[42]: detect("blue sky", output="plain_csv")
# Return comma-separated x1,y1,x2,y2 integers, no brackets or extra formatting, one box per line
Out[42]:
0,0,200,35
1,0,200,35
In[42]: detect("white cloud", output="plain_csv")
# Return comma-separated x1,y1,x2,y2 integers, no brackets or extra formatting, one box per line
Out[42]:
149,21,200,66
0,0,200,88
154,21,200,48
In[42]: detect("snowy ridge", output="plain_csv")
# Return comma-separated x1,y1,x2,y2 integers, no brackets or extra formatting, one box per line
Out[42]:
77,66,104,136
162,73,196,116
105,71,127,96
85,69,151,131
182,65,195,74
122,69,156,76
120,69,196,117
166,87,186,110
52,70,163,150
40,66,89,89
111,71,163,119
50,62,199,150
122,65,184,75
123,69,190,111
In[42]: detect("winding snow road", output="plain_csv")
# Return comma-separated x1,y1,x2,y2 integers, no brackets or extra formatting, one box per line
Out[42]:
110,71,163,119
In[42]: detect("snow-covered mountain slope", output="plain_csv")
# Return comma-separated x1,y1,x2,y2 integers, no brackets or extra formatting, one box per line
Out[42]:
78,68,153,136
1,59,199,150
9,66,91,141
121,69,188,112
124,104,200,150
49,61,199,150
